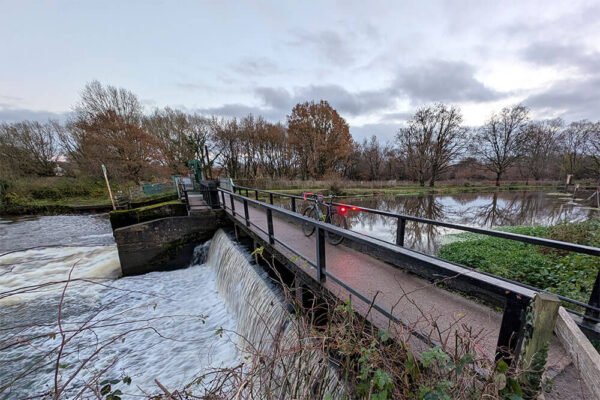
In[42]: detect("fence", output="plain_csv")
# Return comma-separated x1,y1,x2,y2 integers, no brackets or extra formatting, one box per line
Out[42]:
231,184,600,325
217,185,537,363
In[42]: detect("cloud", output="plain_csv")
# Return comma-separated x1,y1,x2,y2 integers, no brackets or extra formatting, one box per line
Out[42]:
194,103,284,121
391,60,504,104
0,107,70,123
520,42,600,73
523,76,600,121
288,29,356,66
350,123,399,143
231,57,280,76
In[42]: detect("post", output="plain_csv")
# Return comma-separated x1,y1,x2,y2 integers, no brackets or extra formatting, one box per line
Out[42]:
496,294,529,365
267,209,274,244
269,192,274,205
243,199,250,227
519,293,560,388
585,269,600,322
230,193,235,216
221,190,225,208
291,197,296,213
396,217,406,246
246,188,249,197
316,227,326,283
184,190,190,213
101,164,116,211
255,190,259,200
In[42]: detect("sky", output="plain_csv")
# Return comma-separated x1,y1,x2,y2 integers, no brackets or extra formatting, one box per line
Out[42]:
1,0,599,142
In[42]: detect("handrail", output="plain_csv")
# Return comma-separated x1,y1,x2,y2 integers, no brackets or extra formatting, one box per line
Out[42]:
222,187,535,298
231,183,600,323
233,184,600,257
218,187,534,362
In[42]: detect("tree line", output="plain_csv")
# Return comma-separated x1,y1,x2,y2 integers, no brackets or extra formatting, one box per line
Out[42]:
1,80,599,186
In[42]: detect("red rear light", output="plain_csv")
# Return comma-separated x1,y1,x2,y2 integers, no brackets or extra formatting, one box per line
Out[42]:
340,207,347,214
351,207,357,211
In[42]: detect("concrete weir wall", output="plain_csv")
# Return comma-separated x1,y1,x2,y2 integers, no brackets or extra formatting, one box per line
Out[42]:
113,210,229,276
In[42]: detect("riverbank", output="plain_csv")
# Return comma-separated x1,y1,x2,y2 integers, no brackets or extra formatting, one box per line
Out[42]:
437,218,600,305
0,176,177,215
267,183,560,197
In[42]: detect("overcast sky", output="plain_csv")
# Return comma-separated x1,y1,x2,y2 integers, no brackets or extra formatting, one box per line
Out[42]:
1,0,599,141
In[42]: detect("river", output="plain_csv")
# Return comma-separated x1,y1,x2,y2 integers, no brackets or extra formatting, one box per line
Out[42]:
275,189,599,254
0,215,239,398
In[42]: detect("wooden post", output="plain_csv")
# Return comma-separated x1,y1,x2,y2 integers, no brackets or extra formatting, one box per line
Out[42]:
519,293,560,387
585,269,600,322
291,197,296,213
255,190,259,200
496,294,529,364
269,192,274,205
230,193,235,216
101,165,116,211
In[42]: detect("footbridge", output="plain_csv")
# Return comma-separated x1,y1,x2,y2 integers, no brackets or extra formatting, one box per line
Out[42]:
191,180,600,391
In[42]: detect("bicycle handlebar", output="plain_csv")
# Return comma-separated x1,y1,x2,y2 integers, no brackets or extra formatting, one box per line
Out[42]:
302,192,336,201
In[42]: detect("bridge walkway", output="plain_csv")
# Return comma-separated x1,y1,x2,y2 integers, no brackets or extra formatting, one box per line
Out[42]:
225,194,570,374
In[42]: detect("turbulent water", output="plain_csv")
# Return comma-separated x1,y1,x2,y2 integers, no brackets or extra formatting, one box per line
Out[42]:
0,212,340,398
0,216,244,398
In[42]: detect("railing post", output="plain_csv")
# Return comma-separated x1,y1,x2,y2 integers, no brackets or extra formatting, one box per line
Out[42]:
396,217,406,246
245,188,249,197
269,193,274,205
220,190,225,208
291,197,296,213
585,269,600,322
255,190,259,201
184,190,190,214
316,227,326,283
243,199,250,227
230,193,235,216
267,209,274,244
496,294,529,365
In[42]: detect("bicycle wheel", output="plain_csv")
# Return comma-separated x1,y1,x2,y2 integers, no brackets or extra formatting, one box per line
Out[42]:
327,211,347,245
302,207,316,237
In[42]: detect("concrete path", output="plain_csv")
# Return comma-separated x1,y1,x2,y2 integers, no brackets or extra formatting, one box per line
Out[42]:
226,194,570,375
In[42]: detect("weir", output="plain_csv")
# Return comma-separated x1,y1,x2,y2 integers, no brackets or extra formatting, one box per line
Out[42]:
205,229,341,397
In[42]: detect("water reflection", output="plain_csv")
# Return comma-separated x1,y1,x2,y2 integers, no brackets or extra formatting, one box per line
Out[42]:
274,190,599,255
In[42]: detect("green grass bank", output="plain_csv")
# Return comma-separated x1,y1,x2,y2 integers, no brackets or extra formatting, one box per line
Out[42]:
437,219,600,304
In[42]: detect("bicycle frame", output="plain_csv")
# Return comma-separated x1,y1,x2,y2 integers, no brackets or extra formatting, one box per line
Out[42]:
302,192,341,221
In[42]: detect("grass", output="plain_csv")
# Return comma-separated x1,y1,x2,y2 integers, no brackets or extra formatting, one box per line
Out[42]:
0,176,176,215
437,219,600,304
266,183,558,198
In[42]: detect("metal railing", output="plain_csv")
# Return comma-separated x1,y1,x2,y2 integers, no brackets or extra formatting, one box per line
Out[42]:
218,187,537,363
231,184,600,323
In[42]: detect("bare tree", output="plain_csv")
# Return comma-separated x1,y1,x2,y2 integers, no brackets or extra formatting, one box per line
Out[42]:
397,104,466,186
587,122,600,180
360,135,384,181
560,120,594,178
471,104,529,186
0,120,62,176
520,118,563,181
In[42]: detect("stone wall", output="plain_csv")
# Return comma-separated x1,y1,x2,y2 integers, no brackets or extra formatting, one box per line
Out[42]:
114,210,229,276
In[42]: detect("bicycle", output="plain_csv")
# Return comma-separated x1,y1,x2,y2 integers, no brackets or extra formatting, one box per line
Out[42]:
301,192,348,245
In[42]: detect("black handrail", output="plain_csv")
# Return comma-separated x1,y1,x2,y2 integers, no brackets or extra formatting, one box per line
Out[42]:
219,187,533,363
232,184,600,256
232,184,600,321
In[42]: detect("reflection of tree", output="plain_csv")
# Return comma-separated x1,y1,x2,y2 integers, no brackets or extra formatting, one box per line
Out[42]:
463,191,590,228
400,195,445,253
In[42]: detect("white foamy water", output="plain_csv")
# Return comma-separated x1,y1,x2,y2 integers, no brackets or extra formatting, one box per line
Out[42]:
0,245,121,304
0,216,241,398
